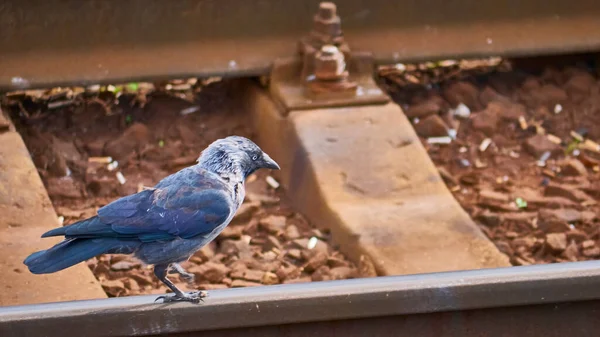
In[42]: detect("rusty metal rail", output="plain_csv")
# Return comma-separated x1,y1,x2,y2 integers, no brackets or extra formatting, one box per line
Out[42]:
1,261,600,336
2,0,600,90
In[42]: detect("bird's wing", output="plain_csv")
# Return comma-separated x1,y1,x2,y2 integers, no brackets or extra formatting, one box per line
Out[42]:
90,168,234,242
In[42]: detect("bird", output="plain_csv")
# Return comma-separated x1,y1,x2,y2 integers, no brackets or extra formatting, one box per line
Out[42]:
24,135,280,304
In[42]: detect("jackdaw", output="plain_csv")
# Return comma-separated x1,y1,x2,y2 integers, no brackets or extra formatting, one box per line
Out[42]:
24,136,280,303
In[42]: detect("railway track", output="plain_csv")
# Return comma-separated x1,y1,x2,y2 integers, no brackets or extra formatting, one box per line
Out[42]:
1,1,600,336
2,261,600,337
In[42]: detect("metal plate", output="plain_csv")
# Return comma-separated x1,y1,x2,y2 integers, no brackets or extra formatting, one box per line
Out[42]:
2,0,600,90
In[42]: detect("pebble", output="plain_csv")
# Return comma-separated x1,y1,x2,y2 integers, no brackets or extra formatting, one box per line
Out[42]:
189,262,231,283
561,158,588,176
231,280,262,287
259,215,287,234
524,134,562,157
545,233,567,252
413,115,450,138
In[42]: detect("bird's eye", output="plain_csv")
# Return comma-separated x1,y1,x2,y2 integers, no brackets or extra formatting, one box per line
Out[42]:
252,155,258,161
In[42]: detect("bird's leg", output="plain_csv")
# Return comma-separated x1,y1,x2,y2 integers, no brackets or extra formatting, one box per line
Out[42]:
169,263,195,283
153,264,207,304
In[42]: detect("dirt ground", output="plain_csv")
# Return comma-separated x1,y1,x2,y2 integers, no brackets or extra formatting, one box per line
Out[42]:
1,79,369,298
378,54,600,266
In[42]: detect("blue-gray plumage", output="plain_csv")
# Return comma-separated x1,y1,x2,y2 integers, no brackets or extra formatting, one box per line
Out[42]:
24,136,279,303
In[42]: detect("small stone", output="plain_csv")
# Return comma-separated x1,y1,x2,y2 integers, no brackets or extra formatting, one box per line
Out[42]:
110,261,138,271
123,278,140,292
540,208,583,223
101,279,126,297
479,190,510,202
561,158,588,176
259,215,286,234
471,107,499,136
285,225,301,240
582,240,596,249
220,225,243,239
583,246,600,257
414,115,449,138
287,249,303,260
476,211,501,227
198,283,229,290
191,243,216,263
189,262,231,283
241,269,265,283
304,251,328,272
479,86,511,106
46,177,84,199
443,81,482,111
104,123,151,161
405,100,442,119
563,241,580,261
129,273,155,286
264,235,282,251
219,239,240,255
283,276,312,284
231,279,262,287
566,229,588,243
524,134,562,158
545,183,593,202
327,256,350,268
330,266,356,280
276,265,301,281
358,255,377,277
512,236,536,249
311,265,331,281
545,233,567,252
261,271,279,285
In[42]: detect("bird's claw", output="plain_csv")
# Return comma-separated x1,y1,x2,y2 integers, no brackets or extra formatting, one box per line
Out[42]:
154,291,208,304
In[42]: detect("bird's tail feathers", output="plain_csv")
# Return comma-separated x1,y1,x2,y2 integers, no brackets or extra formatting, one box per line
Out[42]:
24,238,137,274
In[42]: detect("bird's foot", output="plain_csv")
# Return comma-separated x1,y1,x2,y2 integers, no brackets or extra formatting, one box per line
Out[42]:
154,291,208,304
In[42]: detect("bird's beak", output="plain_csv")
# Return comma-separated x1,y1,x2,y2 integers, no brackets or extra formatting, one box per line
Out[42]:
261,153,280,170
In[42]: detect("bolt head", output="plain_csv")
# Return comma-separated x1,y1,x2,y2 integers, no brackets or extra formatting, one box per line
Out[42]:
318,2,337,20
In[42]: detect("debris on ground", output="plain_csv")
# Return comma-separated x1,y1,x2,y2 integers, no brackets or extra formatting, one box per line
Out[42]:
2,79,361,297
379,55,600,265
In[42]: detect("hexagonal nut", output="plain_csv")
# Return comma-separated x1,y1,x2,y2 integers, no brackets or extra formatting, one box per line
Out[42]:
314,45,346,80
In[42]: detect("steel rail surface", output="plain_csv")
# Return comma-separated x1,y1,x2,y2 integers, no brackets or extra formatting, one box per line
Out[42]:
1,261,600,336
2,0,600,90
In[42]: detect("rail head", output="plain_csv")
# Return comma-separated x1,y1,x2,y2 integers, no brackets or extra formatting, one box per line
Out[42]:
1,260,600,337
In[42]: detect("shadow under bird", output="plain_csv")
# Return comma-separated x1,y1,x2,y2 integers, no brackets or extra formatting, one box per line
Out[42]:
24,136,280,303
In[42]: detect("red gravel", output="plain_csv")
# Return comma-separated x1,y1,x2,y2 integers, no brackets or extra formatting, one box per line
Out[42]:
2,79,375,298
379,55,600,265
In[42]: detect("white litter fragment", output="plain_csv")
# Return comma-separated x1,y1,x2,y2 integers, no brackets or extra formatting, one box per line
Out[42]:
427,136,452,144
539,151,551,162
266,176,280,189
116,171,127,185
88,156,112,164
554,104,563,114
107,161,119,171
307,237,318,250
180,106,200,115
447,129,457,139
451,103,471,119
57,216,64,226
479,138,492,152
459,146,468,153
47,100,74,110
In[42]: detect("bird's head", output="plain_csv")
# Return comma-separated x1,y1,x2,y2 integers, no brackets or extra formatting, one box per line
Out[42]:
197,136,280,180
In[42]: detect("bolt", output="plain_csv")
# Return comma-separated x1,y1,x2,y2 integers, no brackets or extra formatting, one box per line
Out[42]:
314,45,347,81
317,2,336,20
